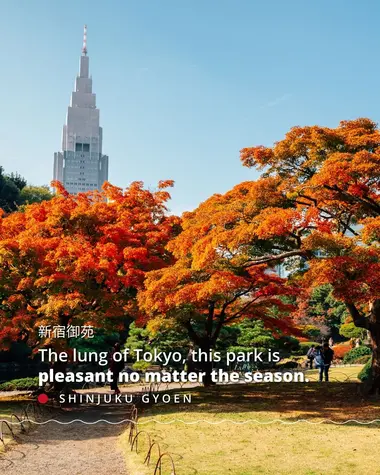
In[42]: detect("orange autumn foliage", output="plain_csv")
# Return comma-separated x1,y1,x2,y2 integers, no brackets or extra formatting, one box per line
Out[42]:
0,181,180,349
239,118,380,305
332,343,352,360
139,182,300,356
240,117,380,387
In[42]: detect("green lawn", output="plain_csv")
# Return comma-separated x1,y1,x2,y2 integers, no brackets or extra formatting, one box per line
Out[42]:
305,365,362,382
122,366,380,475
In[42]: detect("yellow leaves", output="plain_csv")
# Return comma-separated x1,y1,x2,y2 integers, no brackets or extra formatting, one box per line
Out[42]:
286,191,299,200
38,294,83,318
146,315,167,334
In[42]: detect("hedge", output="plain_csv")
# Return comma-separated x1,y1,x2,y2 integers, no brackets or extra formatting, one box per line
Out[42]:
342,346,372,364
0,377,39,391
275,358,299,369
355,355,372,365
358,359,372,382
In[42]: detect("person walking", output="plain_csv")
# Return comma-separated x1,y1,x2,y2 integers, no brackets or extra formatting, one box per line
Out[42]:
320,342,334,382
109,342,124,394
306,345,316,369
185,343,195,373
313,346,324,381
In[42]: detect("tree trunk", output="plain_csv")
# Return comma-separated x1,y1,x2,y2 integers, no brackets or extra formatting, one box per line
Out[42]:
348,299,380,394
185,323,215,386
198,341,215,387
368,300,380,393
185,306,225,387
51,315,71,394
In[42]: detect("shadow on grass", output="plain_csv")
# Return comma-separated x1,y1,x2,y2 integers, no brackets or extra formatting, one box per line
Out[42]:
141,381,380,426
1,377,379,452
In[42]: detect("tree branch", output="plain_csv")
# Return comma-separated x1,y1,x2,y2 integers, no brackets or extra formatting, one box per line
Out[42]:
346,303,369,329
206,301,215,338
224,297,260,323
244,250,306,267
185,319,201,346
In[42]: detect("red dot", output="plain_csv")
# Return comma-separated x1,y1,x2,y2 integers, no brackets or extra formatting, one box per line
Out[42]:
38,393,49,404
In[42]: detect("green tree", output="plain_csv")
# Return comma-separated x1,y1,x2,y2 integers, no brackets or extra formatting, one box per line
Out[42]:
69,329,120,354
339,323,367,340
7,172,27,192
19,185,53,205
228,319,299,356
297,285,349,341
0,167,21,212
124,323,152,360
0,167,52,212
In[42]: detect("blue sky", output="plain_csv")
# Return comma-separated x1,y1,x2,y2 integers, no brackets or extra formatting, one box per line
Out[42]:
0,0,379,214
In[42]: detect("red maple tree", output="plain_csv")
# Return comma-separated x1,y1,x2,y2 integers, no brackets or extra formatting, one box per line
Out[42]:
240,118,380,391
0,181,180,351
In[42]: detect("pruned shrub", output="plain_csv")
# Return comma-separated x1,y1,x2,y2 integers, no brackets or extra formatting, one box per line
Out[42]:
276,358,299,369
358,358,372,382
355,355,371,365
339,322,367,340
343,346,372,364
303,325,321,340
0,377,39,391
132,360,151,372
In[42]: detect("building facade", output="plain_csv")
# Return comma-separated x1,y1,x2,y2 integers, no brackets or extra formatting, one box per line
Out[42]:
53,26,108,194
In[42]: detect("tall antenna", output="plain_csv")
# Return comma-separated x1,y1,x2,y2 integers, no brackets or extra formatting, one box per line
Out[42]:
82,24,87,56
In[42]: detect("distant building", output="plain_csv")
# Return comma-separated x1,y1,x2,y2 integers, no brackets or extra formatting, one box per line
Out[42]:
53,25,109,194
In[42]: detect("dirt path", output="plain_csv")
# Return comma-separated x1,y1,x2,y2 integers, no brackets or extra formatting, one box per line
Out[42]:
0,401,131,475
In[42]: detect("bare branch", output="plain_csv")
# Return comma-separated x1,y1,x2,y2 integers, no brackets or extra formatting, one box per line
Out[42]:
244,250,306,267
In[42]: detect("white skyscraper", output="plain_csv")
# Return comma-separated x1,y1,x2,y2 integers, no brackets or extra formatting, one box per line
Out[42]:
53,25,109,194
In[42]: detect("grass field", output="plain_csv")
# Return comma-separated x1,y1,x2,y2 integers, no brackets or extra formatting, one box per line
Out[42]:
122,366,380,475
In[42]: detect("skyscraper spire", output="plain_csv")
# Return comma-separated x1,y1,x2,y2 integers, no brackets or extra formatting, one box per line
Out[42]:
53,25,109,195
79,25,89,78
82,24,87,56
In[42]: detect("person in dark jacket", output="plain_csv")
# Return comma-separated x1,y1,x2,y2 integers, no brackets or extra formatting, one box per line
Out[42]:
320,343,334,382
109,342,125,394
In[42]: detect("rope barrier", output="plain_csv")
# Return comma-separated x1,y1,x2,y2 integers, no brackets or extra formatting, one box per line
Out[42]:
126,402,177,474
